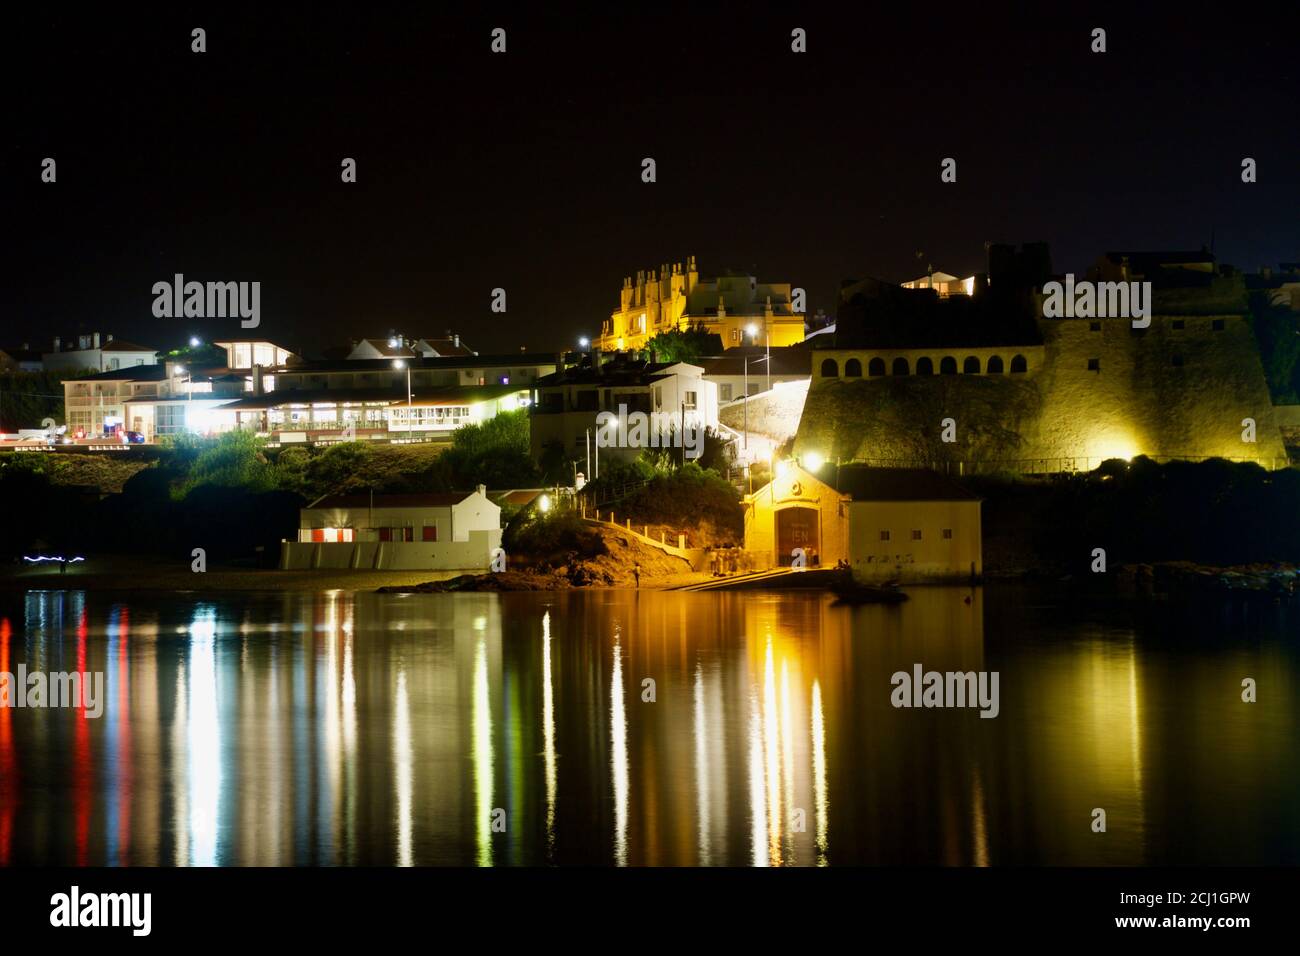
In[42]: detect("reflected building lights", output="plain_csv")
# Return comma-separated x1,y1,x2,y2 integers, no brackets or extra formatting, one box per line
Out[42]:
763,639,781,865
0,618,15,866
393,668,412,867
971,767,989,867
780,659,795,865
693,662,711,866
541,611,557,860
811,680,828,865
747,690,767,867
472,637,494,867
187,608,221,866
610,629,629,867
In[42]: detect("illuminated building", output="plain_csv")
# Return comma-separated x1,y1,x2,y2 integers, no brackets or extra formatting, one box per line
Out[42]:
281,487,502,570
743,462,982,582
528,351,718,462
594,255,806,352
799,245,1292,471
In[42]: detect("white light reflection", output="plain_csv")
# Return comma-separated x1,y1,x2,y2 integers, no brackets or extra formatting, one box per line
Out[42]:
610,629,629,866
187,608,220,866
693,662,712,866
393,668,412,867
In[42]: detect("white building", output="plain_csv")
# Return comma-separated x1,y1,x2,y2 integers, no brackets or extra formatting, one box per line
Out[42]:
281,488,502,570
529,352,719,462
63,361,244,440
345,333,475,360
699,346,810,403
214,353,554,443
214,339,299,369
43,333,158,373
900,271,977,297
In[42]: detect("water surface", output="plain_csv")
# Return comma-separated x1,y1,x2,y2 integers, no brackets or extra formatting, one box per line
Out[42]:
0,586,1295,866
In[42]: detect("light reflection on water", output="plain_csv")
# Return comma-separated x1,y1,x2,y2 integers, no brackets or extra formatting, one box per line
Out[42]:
0,586,1296,866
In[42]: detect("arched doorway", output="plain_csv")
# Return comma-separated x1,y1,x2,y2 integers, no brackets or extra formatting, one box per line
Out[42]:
776,506,820,566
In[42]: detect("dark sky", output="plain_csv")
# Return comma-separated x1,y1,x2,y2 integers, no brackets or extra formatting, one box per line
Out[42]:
4,3,1297,358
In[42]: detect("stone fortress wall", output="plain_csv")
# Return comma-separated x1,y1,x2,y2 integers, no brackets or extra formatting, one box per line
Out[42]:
796,301,1289,471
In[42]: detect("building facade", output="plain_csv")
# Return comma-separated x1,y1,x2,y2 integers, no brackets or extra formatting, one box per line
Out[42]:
743,463,982,583
798,249,1291,472
529,352,719,463
281,488,502,570
43,333,157,373
594,255,805,352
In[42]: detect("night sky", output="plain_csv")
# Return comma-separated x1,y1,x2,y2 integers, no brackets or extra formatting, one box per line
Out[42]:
4,3,1297,358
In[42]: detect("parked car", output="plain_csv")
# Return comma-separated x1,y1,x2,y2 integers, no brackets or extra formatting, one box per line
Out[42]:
123,430,146,444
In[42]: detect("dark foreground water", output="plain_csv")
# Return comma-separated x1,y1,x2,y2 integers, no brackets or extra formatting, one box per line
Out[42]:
0,585,1296,866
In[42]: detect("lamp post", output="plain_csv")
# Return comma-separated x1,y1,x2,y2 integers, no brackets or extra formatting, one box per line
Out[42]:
393,359,412,437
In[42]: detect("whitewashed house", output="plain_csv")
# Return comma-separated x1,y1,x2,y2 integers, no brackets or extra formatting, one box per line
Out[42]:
281,487,502,571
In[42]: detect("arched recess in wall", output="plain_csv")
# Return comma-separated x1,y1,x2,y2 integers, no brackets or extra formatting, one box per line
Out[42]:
891,357,909,375
940,356,958,374
845,358,862,377
821,358,839,377
963,356,981,374
987,355,1004,374
916,357,934,375
867,358,885,376
1010,354,1028,373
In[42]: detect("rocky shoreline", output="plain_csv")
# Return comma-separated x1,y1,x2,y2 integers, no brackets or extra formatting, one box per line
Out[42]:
1116,561,1299,599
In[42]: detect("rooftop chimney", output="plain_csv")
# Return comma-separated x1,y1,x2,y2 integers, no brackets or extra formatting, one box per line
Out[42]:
591,347,603,370
93,332,101,349
453,334,460,348
53,336,61,351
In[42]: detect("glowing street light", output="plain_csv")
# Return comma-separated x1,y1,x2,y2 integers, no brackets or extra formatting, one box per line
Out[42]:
578,336,590,350
189,336,201,347
393,359,412,436
803,451,825,472
538,494,552,514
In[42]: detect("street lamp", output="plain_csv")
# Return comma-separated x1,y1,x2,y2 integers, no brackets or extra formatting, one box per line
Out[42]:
393,359,412,437
189,336,201,348
578,336,590,350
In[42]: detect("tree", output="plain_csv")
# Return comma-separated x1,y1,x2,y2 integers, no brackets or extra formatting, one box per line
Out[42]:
177,430,277,497
644,323,724,364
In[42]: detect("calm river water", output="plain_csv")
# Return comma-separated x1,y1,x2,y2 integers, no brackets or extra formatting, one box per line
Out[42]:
0,586,1296,866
